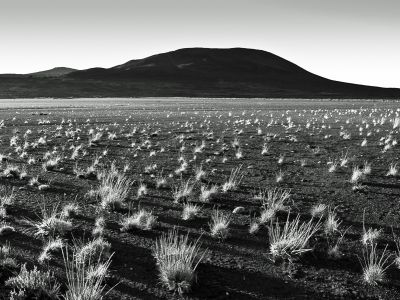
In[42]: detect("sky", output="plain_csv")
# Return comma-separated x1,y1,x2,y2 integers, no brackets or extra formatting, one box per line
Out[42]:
0,0,399,88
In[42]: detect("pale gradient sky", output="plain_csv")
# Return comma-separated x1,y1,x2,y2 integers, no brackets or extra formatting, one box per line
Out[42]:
0,0,399,88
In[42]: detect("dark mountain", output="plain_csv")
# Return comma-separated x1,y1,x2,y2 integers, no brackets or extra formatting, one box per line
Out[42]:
0,47,399,98
29,67,77,77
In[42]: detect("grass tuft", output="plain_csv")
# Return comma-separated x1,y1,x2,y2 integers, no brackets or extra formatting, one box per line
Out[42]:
153,228,206,295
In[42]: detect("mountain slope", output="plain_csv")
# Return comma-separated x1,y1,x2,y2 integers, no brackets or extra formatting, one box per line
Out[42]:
29,67,78,77
0,47,399,99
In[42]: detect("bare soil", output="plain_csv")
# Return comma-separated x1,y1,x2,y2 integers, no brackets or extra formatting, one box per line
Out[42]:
1,98,400,299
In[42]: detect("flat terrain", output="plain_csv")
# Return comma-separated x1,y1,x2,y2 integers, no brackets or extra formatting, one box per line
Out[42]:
1,98,400,299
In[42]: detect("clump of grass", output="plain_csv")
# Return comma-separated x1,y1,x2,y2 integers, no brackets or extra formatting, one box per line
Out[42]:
92,217,105,238
361,211,381,246
119,209,157,231
259,208,276,225
19,166,28,179
182,203,200,221
362,228,382,246
88,131,103,147
194,165,206,181
386,163,398,177
321,206,348,258
0,187,15,218
27,156,36,165
362,161,372,175
324,206,341,236
0,153,10,162
28,204,73,238
61,203,80,219
38,237,64,264
199,184,218,203
393,116,400,129
299,159,307,167
310,203,327,218
73,164,86,179
328,161,338,173
221,166,243,193
155,172,168,189
97,169,132,210
277,154,284,165
136,182,148,199
249,219,260,235
350,166,364,184
0,242,18,268
275,169,284,183
6,264,61,299
172,178,194,203
340,151,350,167
393,233,400,269
268,213,321,262
175,160,188,175
258,188,291,224
2,164,20,178
2,164,21,178
74,238,111,265
359,243,391,285
209,209,230,240
0,206,6,219
235,148,243,159
42,156,61,171
261,143,270,155
153,229,206,295
29,176,40,187
62,246,114,300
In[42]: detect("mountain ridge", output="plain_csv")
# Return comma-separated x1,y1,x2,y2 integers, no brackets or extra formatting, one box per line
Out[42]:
29,67,78,77
0,47,399,99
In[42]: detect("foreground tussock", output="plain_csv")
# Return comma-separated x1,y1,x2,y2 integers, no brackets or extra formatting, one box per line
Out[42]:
268,213,322,261
63,246,114,300
153,229,206,295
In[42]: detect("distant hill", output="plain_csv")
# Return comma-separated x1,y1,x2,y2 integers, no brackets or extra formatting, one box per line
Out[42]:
29,67,77,77
0,47,399,99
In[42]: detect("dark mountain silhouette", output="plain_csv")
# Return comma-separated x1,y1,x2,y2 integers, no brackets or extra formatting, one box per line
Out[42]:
0,47,399,98
29,67,78,77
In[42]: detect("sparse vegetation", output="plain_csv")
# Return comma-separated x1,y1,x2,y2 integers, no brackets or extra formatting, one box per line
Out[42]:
1,99,400,299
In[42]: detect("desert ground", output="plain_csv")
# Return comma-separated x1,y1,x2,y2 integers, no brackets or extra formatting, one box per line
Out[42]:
1,98,400,299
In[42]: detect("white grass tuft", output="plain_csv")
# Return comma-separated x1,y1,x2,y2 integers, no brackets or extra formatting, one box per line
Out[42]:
119,209,157,231
153,228,206,295
268,213,321,261
359,243,391,285
209,209,230,240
